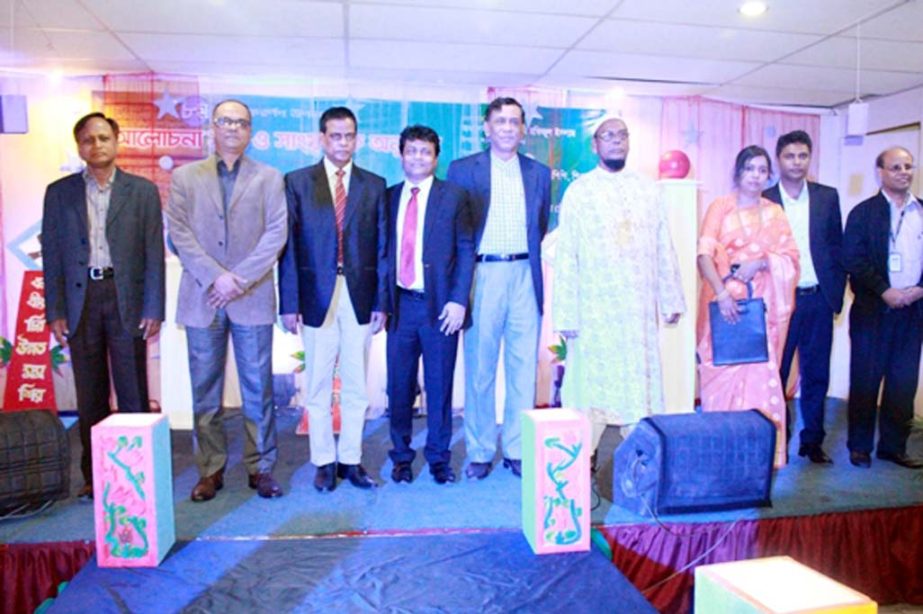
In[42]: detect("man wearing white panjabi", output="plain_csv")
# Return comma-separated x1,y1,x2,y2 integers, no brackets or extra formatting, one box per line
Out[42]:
553,116,686,468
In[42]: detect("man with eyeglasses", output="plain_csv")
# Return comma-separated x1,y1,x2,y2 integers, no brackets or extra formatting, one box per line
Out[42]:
763,130,845,466
278,106,387,492
843,146,923,469
553,116,684,469
167,99,288,501
42,112,165,500
447,97,551,480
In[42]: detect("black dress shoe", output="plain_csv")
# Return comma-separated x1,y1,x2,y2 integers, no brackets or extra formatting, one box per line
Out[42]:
337,463,378,489
502,457,522,477
249,472,284,498
77,484,94,501
849,451,871,468
314,462,337,492
465,461,492,480
798,444,833,464
590,451,599,474
391,462,413,484
430,462,456,484
876,451,923,469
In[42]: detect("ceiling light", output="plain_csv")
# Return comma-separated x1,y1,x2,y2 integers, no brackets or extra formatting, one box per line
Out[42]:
739,1,767,17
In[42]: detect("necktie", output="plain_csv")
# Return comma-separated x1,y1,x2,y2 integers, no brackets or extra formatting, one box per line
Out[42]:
335,169,346,265
400,187,420,288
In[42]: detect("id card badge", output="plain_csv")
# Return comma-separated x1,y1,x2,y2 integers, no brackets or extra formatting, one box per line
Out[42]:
889,252,903,273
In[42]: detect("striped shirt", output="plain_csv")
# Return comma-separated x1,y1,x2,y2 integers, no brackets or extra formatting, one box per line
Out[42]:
84,167,115,269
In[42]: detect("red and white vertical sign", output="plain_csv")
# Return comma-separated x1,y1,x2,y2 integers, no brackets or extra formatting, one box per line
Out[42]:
3,271,57,411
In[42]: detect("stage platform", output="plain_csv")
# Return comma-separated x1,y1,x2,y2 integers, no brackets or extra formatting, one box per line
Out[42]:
2,400,922,613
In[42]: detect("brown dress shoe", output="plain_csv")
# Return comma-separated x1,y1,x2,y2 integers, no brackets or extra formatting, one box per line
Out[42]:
249,472,283,498
191,469,224,502
77,484,94,501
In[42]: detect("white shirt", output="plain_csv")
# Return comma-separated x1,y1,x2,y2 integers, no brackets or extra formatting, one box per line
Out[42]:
396,175,434,292
882,190,923,289
479,152,528,255
779,180,819,287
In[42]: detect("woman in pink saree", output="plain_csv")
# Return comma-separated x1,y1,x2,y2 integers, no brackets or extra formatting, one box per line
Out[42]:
697,145,800,467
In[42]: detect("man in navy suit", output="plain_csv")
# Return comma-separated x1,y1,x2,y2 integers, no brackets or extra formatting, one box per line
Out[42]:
763,130,845,464
447,97,551,480
385,125,474,485
843,146,923,469
278,107,387,491
42,112,165,499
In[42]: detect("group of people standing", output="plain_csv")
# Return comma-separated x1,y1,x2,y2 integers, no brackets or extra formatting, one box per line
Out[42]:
41,96,922,503
694,136,923,470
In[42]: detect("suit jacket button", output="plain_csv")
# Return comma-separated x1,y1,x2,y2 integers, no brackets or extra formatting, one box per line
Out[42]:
76,283,83,288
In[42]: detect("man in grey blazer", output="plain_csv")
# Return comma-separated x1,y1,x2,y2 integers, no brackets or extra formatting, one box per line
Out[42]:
167,99,288,501
42,112,165,500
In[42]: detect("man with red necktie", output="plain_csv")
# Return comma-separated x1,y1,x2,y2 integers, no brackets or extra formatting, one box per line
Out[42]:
278,106,388,492
384,125,474,485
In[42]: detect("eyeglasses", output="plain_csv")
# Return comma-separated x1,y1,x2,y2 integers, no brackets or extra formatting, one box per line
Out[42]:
325,132,357,143
596,130,630,143
884,163,914,173
214,117,251,129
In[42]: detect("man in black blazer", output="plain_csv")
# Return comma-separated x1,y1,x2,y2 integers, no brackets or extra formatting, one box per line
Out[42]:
843,146,923,469
42,112,165,499
763,130,845,464
447,97,551,480
385,125,474,485
278,106,387,491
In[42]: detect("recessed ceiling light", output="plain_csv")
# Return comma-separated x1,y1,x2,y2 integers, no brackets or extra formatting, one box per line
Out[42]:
739,1,768,17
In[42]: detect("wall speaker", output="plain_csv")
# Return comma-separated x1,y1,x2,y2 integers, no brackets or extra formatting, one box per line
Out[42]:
613,410,775,516
0,94,29,134
846,102,869,137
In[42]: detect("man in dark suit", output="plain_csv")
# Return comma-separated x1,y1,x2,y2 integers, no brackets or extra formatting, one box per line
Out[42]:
763,130,845,464
446,97,551,480
42,112,165,499
278,106,387,492
385,125,475,485
843,146,923,469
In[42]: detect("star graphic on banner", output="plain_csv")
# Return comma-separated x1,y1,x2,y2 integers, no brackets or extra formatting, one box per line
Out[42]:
683,121,702,146
153,90,183,120
522,101,543,127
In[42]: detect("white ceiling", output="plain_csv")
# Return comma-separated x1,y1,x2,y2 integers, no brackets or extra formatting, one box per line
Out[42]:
1,0,922,107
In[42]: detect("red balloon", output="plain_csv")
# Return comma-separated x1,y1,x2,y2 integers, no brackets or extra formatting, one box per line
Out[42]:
658,150,691,179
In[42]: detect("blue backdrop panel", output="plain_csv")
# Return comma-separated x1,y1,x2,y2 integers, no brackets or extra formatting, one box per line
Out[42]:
49,532,654,613
613,410,775,516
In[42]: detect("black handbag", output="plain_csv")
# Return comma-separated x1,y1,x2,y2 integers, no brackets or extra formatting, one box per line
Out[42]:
708,276,769,366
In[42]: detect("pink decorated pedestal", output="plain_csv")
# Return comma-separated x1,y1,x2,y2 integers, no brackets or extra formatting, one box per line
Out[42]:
91,413,175,567
521,408,591,555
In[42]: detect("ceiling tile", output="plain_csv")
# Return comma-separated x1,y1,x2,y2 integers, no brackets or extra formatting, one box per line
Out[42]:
120,33,344,65
732,63,923,95
785,36,923,72
856,1,923,42
351,5,595,47
610,0,904,34
549,50,759,85
579,20,822,62
82,0,342,37
349,40,561,74
704,83,853,107
0,0,99,30
351,0,615,17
